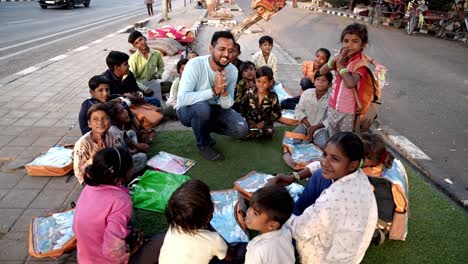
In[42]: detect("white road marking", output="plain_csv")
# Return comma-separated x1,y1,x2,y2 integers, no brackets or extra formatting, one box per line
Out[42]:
91,39,103,44
0,8,144,52
0,10,145,61
6,19,33,25
49,54,68,61
388,135,432,160
15,66,39,75
73,46,89,52
105,33,116,38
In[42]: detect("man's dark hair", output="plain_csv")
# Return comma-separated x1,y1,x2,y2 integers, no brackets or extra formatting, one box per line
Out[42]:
259,35,273,45
240,60,255,73
210,31,235,47
106,51,129,70
88,75,110,91
256,65,274,81
128,30,144,44
250,185,294,228
165,179,214,235
313,71,334,84
86,103,109,121
176,58,189,74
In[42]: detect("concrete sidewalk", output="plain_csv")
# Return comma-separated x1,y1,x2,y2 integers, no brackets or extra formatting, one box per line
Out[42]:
0,1,206,263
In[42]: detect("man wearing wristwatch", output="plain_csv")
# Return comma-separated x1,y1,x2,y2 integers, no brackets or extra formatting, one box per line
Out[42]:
175,31,249,161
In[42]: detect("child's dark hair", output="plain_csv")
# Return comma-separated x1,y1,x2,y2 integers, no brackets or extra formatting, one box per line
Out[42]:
210,31,235,47
128,30,144,44
188,51,199,57
87,103,109,121
233,42,241,53
313,71,333,84
361,133,394,168
340,23,368,44
88,75,110,91
259,35,273,45
250,185,294,228
256,66,274,81
240,60,255,73
84,147,133,186
106,51,129,70
165,179,214,235
105,100,125,125
316,48,331,61
327,132,364,162
176,58,189,74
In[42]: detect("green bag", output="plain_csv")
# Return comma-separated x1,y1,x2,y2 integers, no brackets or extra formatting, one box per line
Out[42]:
129,170,190,212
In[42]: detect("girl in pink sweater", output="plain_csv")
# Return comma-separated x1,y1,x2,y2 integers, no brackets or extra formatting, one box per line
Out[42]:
73,147,136,264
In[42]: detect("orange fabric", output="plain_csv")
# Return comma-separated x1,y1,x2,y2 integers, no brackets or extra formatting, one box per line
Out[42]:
25,163,73,177
362,164,383,177
301,61,317,81
392,184,408,213
279,117,299,126
130,104,164,129
348,53,381,116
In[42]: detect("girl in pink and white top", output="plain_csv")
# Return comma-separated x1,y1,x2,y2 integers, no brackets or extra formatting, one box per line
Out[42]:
73,147,136,264
319,23,372,137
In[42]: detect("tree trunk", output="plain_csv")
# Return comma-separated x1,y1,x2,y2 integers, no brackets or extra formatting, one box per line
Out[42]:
348,0,357,11
231,12,263,41
162,0,169,20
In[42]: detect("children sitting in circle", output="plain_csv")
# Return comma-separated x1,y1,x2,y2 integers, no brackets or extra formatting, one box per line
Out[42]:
241,66,281,139
244,185,295,264
281,48,331,110
233,61,256,112
158,179,228,264
252,35,278,81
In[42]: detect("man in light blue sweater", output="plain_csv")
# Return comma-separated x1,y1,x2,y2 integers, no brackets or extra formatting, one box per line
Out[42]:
176,31,248,160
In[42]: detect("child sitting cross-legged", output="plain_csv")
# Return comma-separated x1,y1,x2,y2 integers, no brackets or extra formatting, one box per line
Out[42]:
158,179,228,264
292,71,333,148
244,185,295,264
241,66,281,139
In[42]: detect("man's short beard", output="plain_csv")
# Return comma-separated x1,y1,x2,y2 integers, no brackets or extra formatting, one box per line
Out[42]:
213,57,228,68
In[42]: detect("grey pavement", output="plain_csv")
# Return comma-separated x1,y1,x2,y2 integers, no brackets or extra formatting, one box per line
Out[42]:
0,1,204,262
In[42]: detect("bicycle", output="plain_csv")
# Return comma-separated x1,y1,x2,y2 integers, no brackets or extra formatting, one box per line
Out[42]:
369,0,384,25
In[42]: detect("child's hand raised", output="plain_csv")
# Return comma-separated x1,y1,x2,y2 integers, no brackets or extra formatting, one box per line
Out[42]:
336,49,350,69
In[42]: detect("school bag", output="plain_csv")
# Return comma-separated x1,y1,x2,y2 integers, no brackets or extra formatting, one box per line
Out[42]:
349,54,387,133
282,131,323,170
29,206,76,259
25,145,74,177
278,109,299,126
364,159,409,244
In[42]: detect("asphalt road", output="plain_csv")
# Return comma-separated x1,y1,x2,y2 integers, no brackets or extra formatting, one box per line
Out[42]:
0,0,159,78
237,1,468,191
